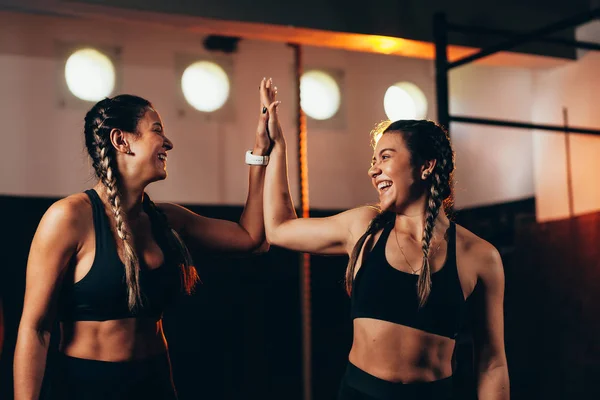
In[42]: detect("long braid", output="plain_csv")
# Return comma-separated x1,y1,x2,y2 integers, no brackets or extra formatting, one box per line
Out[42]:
417,122,453,307
345,210,394,295
418,169,444,307
90,112,142,310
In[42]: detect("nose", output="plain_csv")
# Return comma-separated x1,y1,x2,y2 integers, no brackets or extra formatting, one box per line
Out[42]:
368,163,381,179
164,135,174,151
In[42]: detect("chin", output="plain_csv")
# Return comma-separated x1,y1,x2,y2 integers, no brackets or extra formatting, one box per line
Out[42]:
379,194,408,213
148,171,167,183
378,199,394,212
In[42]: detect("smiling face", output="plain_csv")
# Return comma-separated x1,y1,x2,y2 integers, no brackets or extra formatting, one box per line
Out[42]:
368,132,418,212
125,109,173,184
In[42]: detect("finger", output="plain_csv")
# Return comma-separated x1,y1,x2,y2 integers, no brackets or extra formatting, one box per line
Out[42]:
267,101,281,120
259,78,270,111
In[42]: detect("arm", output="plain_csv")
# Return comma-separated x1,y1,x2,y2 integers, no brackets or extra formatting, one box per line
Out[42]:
262,79,375,255
14,199,83,400
159,81,272,254
472,245,510,400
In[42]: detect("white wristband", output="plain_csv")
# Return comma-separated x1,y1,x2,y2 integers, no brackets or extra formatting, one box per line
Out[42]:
245,150,269,166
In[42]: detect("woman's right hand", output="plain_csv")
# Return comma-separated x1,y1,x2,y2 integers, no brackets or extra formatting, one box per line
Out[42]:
259,77,283,144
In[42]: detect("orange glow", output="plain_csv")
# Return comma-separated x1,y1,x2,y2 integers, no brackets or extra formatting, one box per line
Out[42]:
364,36,406,54
6,4,569,69
187,21,479,62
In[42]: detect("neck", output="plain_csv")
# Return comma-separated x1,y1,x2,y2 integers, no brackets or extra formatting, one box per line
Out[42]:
392,194,449,240
94,181,145,218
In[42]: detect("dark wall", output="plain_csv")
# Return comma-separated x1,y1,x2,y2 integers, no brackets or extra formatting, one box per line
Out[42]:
504,212,600,399
68,0,593,59
2,195,599,399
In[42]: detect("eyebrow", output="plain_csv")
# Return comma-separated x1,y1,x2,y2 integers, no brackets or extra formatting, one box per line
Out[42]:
371,148,396,162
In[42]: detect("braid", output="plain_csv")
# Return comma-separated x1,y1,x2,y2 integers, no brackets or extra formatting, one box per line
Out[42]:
417,170,443,307
419,123,453,307
345,210,394,295
91,116,142,310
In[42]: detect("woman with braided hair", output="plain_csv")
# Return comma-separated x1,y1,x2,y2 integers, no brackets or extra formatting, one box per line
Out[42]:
14,79,274,399
262,82,509,399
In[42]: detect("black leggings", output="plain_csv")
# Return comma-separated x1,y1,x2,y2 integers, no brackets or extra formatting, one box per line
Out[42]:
49,352,177,400
338,362,453,400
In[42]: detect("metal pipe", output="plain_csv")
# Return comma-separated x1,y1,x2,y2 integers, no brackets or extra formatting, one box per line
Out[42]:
447,23,600,52
291,43,312,400
448,8,600,69
450,115,600,136
434,12,450,131
563,108,575,217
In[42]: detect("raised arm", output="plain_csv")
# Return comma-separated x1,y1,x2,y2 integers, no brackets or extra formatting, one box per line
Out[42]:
472,244,510,400
262,79,376,255
158,79,272,254
14,197,84,400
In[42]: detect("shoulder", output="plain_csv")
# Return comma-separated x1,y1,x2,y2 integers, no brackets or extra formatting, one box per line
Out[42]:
340,204,380,232
337,205,381,250
155,202,181,215
34,193,92,248
43,193,92,227
455,223,504,284
155,202,189,232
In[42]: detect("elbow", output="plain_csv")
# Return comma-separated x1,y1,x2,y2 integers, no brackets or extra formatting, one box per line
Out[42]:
265,220,285,247
265,229,275,245
479,351,508,371
253,240,271,254
17,319,53,348
265,228,282,248
477,356,509,381
479,361,508,375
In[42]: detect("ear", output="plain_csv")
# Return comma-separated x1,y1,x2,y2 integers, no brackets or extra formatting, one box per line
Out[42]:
420,159,437,180
109,128,131,155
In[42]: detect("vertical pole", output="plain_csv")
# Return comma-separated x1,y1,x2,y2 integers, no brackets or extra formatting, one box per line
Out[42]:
563,107,574,217
292,43,312,400
434,12,450,132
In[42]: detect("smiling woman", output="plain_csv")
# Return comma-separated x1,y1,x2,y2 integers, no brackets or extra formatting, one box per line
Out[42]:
13,83,274,399
262,80,509,400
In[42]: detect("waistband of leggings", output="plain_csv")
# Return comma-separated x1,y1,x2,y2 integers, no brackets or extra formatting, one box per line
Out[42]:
343,361,453,399
56,352,171,380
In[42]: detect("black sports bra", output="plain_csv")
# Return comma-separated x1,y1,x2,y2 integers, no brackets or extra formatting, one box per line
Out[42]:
58,189,181,321
350,221,465,339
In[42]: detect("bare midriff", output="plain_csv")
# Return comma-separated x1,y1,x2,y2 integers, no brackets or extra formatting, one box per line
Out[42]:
60,317,167,361
348,318,455,383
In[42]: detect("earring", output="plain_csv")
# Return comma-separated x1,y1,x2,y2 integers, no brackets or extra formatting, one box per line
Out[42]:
126,149,132,155
423,172,430,179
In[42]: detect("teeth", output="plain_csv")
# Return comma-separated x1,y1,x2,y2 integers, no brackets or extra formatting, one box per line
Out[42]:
158,154,166,161
378,181,392,190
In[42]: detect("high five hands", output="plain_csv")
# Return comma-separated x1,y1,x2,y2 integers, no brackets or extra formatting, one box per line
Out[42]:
259,77,283,146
